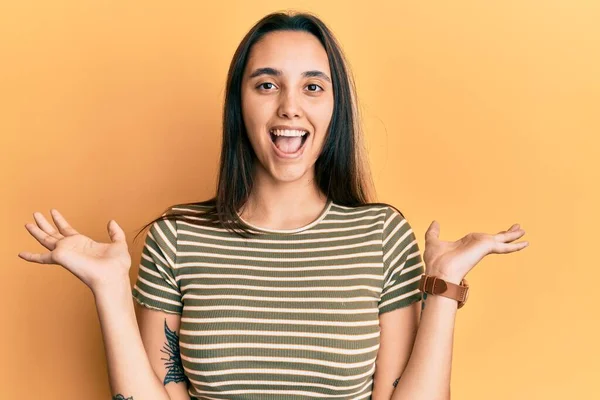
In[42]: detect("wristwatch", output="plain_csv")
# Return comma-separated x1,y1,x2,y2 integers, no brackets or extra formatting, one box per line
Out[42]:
418,274,470,309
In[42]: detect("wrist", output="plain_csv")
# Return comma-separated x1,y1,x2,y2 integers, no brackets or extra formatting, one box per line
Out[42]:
92,275,132,301
419,272,470,309
424,270,464,285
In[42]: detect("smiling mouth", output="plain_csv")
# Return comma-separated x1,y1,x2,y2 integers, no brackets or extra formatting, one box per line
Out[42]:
269,129,310,155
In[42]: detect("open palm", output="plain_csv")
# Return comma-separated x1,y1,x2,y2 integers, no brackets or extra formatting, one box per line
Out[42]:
423,221,529,283
18,209,131,293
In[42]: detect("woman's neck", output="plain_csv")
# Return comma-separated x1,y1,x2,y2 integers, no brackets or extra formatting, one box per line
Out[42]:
238,170,328,231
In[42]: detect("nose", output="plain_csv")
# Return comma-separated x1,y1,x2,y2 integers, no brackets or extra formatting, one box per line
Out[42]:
277,89,303,119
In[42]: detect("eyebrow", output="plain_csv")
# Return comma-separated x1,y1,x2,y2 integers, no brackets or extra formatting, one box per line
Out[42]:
248,67,331,83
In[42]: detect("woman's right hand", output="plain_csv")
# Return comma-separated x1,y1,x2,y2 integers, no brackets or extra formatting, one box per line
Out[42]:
18,209,132,294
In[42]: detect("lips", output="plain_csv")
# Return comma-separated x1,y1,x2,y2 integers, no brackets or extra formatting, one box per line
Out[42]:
268,128,310,158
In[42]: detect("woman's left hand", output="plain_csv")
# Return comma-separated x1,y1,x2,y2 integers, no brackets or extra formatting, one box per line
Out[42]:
422,221,529,284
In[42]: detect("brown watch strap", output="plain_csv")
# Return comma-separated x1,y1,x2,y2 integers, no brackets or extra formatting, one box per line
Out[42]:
418,274,470,309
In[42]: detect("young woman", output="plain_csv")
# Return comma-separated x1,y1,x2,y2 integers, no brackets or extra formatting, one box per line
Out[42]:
18,11,528,400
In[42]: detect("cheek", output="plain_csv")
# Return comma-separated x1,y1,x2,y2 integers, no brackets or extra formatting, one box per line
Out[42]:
311,98,334,139
241,89,254,128
242,94,264,139
241,93,276,159
243,92,274,126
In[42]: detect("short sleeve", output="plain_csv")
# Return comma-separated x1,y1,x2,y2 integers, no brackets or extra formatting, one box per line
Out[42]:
132,216,183,315
379,207,426,314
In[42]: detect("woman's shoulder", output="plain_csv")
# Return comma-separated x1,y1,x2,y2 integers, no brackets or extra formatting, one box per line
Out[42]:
329,201,406,220
148,200,218,234
168,199,215,214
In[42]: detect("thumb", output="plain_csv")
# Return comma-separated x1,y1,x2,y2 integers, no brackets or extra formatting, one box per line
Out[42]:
107,220,127,243
425,220,440,241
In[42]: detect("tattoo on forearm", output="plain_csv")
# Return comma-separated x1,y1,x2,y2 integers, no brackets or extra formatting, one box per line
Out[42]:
110,321,186,399
160,319,189,385
393,377,400,387
421,292,428,311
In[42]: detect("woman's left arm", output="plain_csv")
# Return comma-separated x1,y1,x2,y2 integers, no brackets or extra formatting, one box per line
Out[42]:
373,221,529,400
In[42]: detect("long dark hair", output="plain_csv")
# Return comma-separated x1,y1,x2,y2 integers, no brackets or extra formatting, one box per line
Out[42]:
134,10,384,242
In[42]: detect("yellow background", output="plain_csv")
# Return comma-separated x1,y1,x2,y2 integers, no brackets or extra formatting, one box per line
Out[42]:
2,1,598,399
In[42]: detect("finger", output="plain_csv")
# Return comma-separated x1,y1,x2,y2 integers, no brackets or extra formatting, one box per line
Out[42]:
508,223,520,231
108,220,127,243
33,212,62,237
18,251,54,264
50,209,79,236
425,220,440,242
491,240,529,254
24,223,59,250
494,228,525,243
496,224,520,235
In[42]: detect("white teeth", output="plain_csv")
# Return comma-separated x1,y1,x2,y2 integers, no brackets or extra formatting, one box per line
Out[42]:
270,129,308,137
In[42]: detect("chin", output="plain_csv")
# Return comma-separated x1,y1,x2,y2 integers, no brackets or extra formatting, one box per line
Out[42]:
270,164,312,183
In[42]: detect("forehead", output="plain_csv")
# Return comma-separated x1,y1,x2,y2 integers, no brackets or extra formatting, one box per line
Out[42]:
245,30,331,76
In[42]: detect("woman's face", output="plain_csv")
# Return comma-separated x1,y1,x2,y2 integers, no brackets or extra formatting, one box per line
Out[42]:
241,30,334,184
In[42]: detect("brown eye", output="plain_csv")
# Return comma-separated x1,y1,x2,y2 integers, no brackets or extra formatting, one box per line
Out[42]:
258,82,276,90
306,84,324,92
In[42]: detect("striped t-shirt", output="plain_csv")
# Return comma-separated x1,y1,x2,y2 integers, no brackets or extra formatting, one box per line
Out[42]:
132,200,425,400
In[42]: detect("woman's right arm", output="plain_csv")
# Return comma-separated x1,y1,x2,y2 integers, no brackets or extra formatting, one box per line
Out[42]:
94,280,175,399
94,280,192,399
134,301,191,400
93,270,191,399
18,209,190,400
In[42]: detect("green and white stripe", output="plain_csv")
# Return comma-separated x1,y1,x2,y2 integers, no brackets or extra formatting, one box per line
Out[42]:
133,201,424,399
